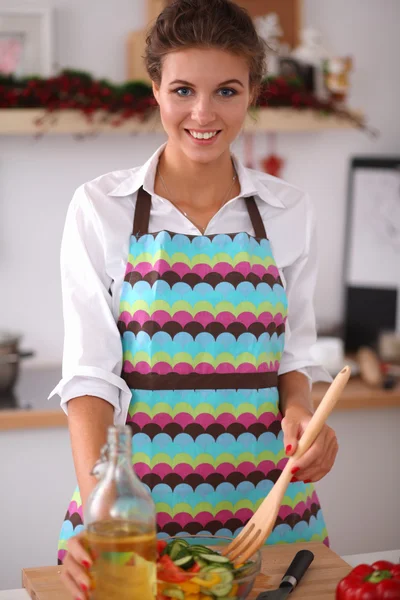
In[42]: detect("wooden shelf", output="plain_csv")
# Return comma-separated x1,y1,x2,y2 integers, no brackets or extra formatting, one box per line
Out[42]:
312,377,400,411
0,107,363,135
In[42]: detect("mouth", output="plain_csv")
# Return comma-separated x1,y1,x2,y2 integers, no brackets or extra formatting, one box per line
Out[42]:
185,129,222,144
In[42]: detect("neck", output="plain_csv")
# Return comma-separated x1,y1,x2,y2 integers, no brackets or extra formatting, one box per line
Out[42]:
157,143,238,210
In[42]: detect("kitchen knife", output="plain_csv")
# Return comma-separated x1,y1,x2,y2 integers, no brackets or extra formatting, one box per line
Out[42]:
256,550,314,599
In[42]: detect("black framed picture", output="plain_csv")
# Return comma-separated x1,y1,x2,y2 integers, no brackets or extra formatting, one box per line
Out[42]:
343,157,400,351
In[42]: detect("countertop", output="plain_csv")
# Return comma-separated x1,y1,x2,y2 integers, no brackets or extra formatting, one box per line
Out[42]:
1,547,399,598
1,366,400,431
21,542,352,600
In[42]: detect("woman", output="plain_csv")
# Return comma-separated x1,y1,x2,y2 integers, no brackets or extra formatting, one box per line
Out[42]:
53,0,337,596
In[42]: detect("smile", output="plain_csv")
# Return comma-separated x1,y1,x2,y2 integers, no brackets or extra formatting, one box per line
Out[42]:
189,130,219,139
185,129,222,145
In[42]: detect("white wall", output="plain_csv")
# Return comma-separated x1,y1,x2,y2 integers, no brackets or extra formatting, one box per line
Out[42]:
0,427,76,590
1,0,400,590
1,0,400,362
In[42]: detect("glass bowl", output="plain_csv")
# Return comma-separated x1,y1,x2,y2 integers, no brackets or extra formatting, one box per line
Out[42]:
157,534,262,600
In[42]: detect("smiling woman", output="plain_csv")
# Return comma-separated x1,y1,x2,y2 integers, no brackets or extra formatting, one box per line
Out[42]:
54,2,335,598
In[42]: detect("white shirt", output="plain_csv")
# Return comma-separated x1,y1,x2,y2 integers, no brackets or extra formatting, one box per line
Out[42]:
49,143,331,424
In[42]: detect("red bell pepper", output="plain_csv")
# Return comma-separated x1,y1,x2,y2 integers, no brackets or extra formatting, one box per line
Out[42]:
157,539,168,556
157,554,187,583
336,561,400,599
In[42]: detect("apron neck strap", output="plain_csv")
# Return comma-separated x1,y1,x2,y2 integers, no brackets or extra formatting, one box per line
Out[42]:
132,187,152,235
132,188,267,239
245,196,267,239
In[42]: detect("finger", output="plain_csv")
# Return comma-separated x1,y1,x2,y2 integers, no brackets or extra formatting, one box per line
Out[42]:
61,567,89,600
67,535,93,569
63,553,92,595
291,439,322,475
292,426,336,473
281,415,300,456
297,437,339,482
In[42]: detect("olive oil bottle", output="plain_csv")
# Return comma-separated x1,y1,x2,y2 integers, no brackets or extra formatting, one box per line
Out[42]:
83,426,157,600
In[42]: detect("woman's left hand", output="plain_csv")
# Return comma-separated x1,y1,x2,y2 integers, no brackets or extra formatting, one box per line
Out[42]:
281,405,339,483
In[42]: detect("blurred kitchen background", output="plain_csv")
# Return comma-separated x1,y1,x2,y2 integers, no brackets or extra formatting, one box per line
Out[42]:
0,0,399,591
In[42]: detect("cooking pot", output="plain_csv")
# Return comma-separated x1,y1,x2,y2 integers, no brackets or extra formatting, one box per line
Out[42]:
0,332,34,394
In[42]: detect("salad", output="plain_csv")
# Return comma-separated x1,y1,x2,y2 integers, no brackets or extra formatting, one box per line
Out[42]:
156,538,254,600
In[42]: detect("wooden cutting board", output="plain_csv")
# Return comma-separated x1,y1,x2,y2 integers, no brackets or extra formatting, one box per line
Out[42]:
22,542,351,599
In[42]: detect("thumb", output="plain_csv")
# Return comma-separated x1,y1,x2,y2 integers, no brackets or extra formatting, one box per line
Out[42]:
281,415,300,456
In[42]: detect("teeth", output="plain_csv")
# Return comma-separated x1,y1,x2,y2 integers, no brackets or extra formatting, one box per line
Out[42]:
189,130,218,140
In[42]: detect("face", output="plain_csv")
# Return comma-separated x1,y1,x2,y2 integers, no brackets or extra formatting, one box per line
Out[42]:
152,47,252,164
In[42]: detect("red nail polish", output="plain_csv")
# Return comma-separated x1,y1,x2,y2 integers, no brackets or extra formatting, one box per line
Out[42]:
82,560,91,569
291,466,300,475
304,479,312,484
290,476,298,483
286,444,292,454
81,583,88,592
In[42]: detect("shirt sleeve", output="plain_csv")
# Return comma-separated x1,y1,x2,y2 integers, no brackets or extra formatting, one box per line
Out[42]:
48,184,132,425
278,194,332,385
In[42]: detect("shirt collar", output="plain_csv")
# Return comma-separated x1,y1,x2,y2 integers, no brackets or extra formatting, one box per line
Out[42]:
108,142,285,209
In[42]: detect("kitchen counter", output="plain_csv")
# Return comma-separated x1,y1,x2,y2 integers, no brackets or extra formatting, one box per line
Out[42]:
1,547,398,599
0,366,65,430
1,366,400,431
21,542,351,599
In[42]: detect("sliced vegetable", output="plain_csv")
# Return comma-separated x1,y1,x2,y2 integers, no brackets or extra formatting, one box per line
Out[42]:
200,554,231,565
157,540,168,555
192,572,221,589
163,588,185,600
157,555,187,583
190,545,218,555
168,539,190,561
200,566,234,597
157,538,255,599
174,554,195,569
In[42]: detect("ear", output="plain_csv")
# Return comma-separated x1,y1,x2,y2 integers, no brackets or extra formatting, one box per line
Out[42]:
248,86,257,107
152,81,161,104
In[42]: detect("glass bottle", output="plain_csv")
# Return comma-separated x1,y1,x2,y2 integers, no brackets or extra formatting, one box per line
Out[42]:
83,425,157,600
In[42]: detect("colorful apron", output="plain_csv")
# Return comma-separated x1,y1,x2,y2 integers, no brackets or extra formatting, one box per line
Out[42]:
58,187,328,564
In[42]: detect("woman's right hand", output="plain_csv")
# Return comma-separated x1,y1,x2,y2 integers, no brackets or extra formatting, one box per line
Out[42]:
60,534,93,600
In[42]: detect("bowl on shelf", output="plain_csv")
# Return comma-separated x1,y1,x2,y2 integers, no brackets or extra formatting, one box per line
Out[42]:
157,534,262,600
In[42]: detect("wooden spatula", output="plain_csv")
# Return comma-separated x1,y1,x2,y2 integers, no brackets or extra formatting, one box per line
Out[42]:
223,366,351,564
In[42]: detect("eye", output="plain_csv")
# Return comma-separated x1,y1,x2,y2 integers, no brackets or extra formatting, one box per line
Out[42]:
173,87,193,97
218,88,237,98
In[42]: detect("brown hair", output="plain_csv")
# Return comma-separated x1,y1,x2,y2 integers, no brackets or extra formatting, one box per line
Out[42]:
145,0,267,101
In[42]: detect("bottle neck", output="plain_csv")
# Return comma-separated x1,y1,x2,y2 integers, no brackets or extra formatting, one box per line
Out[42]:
107,425,132,459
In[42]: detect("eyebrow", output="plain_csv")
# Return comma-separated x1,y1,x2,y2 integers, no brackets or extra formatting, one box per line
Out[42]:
169,78,244,88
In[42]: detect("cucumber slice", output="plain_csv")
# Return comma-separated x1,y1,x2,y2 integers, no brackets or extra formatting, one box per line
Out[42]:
174,554,195,569
163,588,185,600
201,553,231,564
190,545,217,555
233,561,254,578
168,539,189,560
195,557,207,568
200,566,234,598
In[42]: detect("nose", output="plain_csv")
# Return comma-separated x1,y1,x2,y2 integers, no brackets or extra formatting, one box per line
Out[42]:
191,95,216,126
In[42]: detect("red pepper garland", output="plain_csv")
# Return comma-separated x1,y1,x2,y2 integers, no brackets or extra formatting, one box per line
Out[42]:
0,69,157,126
336,561,400,599
0,68,368,131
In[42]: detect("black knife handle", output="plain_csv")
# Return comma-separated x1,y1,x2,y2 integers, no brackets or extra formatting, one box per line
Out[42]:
279,550,314,591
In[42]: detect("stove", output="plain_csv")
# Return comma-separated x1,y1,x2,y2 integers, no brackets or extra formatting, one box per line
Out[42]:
0,366,62,411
